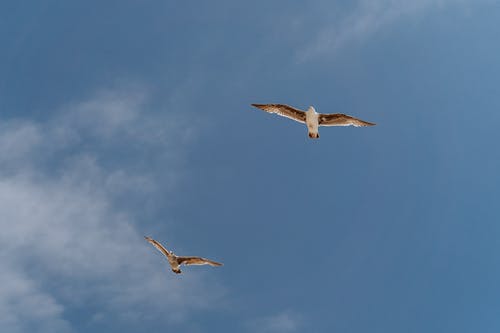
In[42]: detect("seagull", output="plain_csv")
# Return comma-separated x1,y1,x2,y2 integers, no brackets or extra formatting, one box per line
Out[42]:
145,236,223,274
251,104,375,139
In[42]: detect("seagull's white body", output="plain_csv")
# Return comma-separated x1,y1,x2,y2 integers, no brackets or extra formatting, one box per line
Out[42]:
305,106,320,138
251,103,375,139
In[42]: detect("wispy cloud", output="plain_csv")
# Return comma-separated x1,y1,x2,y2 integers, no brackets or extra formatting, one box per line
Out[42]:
0,266,73,333
298,0,493,60
0,86,223,332
246,311,302,333
0,121,43,166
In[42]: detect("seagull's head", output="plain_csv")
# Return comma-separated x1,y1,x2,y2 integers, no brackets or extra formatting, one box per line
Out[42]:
308,106,316,113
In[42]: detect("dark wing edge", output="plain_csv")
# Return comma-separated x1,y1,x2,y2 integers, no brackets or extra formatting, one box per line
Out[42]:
318,113,376,127
251,104,306,123
178,256,223,267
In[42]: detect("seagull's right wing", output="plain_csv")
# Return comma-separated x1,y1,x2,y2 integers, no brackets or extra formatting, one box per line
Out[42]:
318,113,375,127
144,236,172,259
251,104,306,124
177,256,223,267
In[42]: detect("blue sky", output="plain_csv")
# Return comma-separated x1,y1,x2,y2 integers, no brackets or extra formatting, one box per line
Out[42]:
1,0,500,332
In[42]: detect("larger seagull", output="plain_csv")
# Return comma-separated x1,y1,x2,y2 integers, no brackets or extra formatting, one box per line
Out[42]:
145,236,223,274
251,104,375,138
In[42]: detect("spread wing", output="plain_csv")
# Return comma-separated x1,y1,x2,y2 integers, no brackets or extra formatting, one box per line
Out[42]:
144,236,172,259
251,104,306,124
318,114,375,127
177,256,223,267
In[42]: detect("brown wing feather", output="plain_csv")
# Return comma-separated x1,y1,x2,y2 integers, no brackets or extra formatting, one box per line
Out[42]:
318,113,376,127
177,256,223,267
251,104,306,123
144,236,172,258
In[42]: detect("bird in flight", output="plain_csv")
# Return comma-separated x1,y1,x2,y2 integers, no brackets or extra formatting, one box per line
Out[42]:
145,236,223,274
251,104,375,139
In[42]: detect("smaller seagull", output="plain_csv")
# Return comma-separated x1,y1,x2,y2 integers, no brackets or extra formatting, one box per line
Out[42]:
145,236,223,274
251,103,375,139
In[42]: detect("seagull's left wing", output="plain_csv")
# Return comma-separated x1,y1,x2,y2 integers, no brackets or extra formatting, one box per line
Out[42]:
177,256,223,267
318,113,375,127
251,104,306,124
144,236,173,258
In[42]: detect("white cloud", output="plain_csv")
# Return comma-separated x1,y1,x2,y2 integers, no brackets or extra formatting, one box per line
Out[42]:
0,87,223,332
298,0,493,60
0,121,42,166
247,311,301,333
0,266,73,333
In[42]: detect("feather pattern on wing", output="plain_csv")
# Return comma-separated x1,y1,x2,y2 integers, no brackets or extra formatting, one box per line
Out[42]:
318,113,375,127
178,256,223,267
251,104,306,123
144,236,172,258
